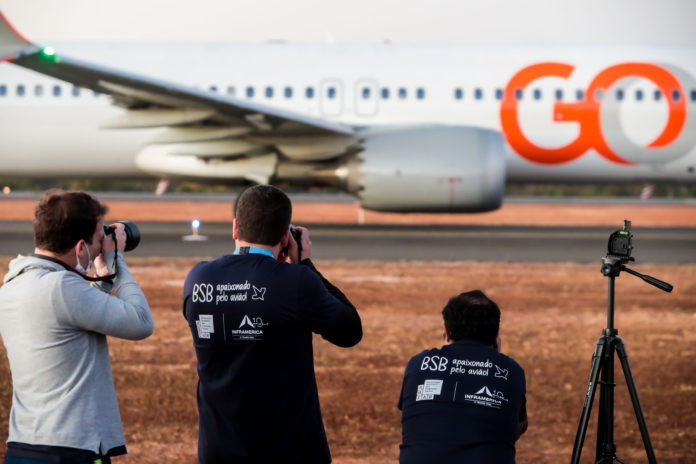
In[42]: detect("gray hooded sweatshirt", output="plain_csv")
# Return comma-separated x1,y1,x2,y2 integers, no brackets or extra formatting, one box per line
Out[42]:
0,252,153,455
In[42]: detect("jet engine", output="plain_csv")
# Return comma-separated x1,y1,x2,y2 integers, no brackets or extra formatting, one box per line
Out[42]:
343,126,506,212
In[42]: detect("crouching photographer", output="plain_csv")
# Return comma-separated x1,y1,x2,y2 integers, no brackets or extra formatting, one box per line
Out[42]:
0,190,154,464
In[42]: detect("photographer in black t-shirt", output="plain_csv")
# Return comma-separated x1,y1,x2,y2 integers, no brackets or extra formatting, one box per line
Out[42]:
183,185,362,464
398,290,528,464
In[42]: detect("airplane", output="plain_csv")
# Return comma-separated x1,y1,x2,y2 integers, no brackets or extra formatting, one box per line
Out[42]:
1,10,695,212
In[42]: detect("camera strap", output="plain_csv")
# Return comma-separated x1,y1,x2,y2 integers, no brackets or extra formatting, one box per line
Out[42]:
31,252,118,282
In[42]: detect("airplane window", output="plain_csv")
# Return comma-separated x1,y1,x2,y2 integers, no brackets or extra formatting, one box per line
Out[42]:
93,91,101,97
474,88,482,100
555,89,563,101
362,87,371,99
691,90,696,102
495,88,503,100
654,90,662,101
594,89,604,101
635,89,643,101
72,86,80,97
209,85,218,93
17,84,25,96
515,89,523,100
381,88,389,99
616,89,624,101
416,88,425,99
0,84,5,96
34,85,43,97
246,86,254,98
306,87,314,99
454,88,463,100
227,86,236,96
576,89,584,101
327,87,336,99
265,86,274,98
53,85,61,97
672,89,681,101
398,87,407,99
284,86,292,98
533,89,541,100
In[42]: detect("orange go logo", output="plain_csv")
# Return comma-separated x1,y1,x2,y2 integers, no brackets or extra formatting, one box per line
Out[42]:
500,62,696,165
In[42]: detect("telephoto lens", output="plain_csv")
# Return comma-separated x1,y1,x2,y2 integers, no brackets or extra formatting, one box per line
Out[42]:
104,220,140,251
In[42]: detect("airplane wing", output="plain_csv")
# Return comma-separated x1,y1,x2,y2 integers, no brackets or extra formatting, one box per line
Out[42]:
0,11,358,184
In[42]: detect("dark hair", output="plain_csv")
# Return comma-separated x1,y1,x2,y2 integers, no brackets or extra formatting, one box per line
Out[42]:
34,189,108,254
234,185,292,246
442,290,500,345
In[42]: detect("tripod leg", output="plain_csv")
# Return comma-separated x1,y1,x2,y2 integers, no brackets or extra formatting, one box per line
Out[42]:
596,338,617,463
615,338,658,464
570,337,607,464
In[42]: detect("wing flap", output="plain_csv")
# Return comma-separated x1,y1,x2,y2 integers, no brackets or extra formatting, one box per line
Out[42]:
101,108,216,129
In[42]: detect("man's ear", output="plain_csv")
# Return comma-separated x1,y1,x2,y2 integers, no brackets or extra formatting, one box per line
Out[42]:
443,324,452,343
232,219,239,240
280,228,291,248
75,239,86,256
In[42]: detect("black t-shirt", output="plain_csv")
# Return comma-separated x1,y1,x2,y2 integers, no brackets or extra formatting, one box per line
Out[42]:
183,254,361,464
398,339,526,464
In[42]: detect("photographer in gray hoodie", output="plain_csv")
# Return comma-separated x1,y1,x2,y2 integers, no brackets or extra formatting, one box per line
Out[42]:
0,190,153,464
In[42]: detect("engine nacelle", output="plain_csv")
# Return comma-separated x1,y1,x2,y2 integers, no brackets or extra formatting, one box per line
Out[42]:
345,125,506,212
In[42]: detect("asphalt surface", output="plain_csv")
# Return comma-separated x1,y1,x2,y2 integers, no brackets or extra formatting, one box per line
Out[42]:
1,221,693,263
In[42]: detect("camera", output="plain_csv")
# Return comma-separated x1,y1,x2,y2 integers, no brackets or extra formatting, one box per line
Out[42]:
606,219,633,260
290,225,302,247
104,220,140,252
281,225,303,258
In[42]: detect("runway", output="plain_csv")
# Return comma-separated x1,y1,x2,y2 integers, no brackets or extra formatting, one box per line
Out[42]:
1,221,693,263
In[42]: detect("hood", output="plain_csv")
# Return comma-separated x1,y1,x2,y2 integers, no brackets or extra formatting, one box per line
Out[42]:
3,254,65,284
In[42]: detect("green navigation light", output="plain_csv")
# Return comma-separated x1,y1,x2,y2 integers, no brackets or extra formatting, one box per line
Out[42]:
41,47,56,57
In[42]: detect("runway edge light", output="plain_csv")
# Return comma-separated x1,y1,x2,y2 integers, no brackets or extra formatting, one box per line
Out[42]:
182,218,208,242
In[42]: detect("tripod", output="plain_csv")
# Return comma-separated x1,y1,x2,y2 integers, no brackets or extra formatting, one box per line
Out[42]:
570,255,673,464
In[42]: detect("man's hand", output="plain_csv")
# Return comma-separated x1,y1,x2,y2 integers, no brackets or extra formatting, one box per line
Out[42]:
284,226,312,264
95,223,126,275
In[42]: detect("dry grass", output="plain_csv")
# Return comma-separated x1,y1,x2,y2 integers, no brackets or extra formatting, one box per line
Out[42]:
1,257,694,463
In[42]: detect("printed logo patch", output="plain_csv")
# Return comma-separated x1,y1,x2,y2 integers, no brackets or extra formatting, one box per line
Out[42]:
196,314,214,339
231,314,268,341
416,379,443,401
463,385,509,409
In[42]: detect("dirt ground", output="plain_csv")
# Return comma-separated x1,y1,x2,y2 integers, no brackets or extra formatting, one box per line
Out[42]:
0,200,694,463
1,197,695,227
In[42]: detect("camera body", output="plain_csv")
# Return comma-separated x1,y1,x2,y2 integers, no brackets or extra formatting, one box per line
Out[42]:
607,219,633,260
104,220,140,252
290,225,302,247
281,225,303,259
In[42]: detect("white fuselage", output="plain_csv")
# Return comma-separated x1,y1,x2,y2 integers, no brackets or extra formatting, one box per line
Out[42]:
1,43,695,183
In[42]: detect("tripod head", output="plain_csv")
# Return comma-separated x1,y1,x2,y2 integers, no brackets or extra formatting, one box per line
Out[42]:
600,220,673,293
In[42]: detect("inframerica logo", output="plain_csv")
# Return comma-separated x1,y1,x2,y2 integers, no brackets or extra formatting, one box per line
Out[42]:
464,385,509,409
232,314,264,340
239,315,255,328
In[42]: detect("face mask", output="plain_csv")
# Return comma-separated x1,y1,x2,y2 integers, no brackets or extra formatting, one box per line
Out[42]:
75,242,92,274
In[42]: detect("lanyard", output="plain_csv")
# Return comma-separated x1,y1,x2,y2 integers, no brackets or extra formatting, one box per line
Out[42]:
234,247,275,259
